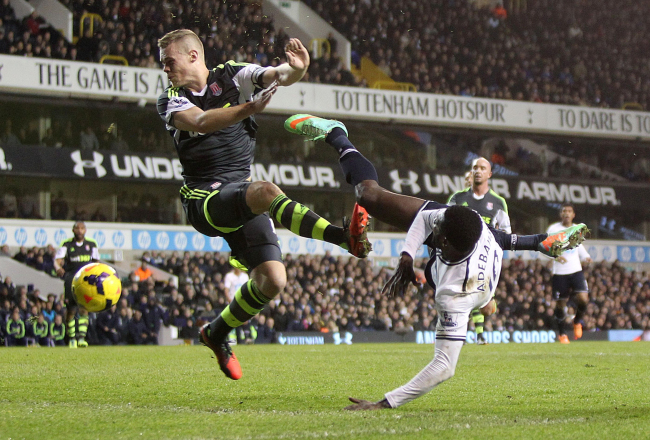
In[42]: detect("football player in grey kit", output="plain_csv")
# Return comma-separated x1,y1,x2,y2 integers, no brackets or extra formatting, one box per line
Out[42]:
285,114,589,409
157,30,370,381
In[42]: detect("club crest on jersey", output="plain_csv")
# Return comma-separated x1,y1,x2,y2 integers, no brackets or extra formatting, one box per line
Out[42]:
210,182,222,190
85,245,89,250
209,82,222,96
486,202,493,210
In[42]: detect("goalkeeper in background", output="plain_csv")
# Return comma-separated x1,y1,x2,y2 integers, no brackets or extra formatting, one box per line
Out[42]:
448,157,510,344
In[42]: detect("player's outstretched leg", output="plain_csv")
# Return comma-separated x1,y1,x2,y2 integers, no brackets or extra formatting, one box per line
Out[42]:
286,114,426,231
266,192,371,258
538,223,589,257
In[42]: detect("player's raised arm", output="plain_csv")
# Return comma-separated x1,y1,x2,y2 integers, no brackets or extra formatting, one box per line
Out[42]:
262,38,309,87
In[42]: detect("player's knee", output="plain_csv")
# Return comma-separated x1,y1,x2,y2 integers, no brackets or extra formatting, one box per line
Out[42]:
354,180,380,208
260,276,286,297
480,300,496,316
247,181,283,213
256,272,286,298
575,292,589,305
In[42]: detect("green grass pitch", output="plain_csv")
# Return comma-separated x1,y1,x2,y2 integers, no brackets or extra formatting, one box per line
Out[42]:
1,341,649,440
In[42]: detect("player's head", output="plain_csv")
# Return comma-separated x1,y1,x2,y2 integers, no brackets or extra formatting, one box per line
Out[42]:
559,203,575,224
471,157,492,187
72,221,86,241
439,205,483,258
464,170,472,188
158,29,206,87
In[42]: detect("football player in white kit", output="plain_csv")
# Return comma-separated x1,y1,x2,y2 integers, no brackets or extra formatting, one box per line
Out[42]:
285,114,589,409
351,204,511,409
548,203,592,344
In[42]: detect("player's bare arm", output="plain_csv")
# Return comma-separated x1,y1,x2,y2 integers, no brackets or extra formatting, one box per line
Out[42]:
171,83,277,133
344,397,392,411
382,253,417,298
54,258,65,277
262,38,309,87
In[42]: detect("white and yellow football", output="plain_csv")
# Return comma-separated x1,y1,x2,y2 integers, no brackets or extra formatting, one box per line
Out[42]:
72,263,122,312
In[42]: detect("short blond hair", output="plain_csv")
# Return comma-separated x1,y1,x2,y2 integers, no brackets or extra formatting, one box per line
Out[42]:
158,29,204,56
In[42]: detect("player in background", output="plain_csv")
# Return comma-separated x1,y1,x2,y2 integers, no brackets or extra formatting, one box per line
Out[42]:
156,30,369,380
54,221,99,348
448,157,510,344
548,203,592,344
463,170,472,188
285,115,589,409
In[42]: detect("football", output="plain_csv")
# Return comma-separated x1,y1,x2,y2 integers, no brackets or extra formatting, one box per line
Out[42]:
72,263,122,312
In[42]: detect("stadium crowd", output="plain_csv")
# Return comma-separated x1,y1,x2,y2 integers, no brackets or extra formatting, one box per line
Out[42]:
1,0,649,109
1,248,648,346
2,0,650,206
310,0,650,110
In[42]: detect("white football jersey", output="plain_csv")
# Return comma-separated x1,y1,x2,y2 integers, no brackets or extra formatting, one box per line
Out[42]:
402,209,503,311
547,222,590,275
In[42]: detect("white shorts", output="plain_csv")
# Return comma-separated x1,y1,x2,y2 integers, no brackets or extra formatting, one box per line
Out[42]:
435,289,492,342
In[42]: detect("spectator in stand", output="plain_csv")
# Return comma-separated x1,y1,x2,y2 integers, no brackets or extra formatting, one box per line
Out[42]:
133,259,153,282
223,267,248,302
288,308,309,331
50,313,66,346
96,304,120,345
5,308,26,346
80,126,100,150
31,313,50,346
255,315,276,344
127,309,154,344
116,306,131,343
51,191,69,220
1,120,20,147
179,317,199,340
274,303,290,332
142,294,163,344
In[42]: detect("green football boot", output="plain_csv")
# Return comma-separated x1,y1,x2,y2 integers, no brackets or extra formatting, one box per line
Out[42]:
538,223,590,258
284,114,348,141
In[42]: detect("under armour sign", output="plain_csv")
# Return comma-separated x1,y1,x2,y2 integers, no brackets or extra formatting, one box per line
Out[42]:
70,150,107,178
389,169,421,194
